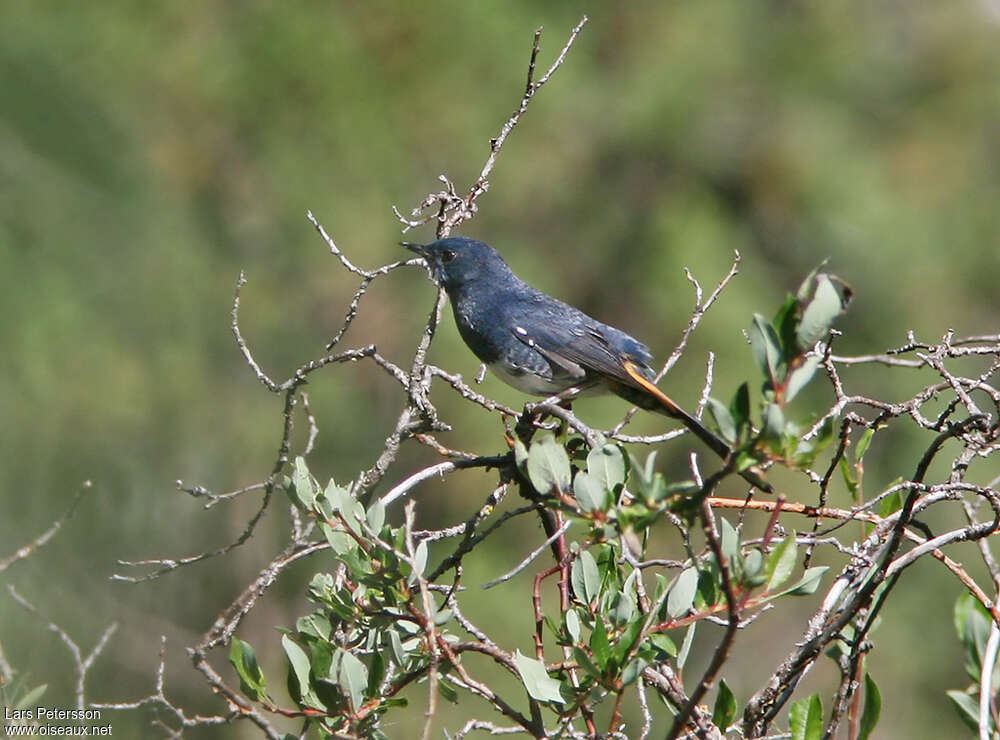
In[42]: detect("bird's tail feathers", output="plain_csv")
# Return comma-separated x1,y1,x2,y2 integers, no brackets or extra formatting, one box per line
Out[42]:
619,361,732,462
619,361,772,493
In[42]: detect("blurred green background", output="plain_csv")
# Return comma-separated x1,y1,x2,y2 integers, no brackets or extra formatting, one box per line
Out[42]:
3,1,999,737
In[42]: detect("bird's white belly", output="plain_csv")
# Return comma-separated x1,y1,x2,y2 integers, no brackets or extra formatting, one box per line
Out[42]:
487,362,604,397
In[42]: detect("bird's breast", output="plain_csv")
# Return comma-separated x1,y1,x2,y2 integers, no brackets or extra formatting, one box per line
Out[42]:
450,292,503,364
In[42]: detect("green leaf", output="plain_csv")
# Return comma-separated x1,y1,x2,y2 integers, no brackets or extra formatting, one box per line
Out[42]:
878,490,902,518
291,456,316,510
954,591,991,643
712,679,737,730
587,443,626,494
696,567,720,608
785,355,821,403
565,609,581,643
795,263,825,303
774,295,800,363
796,273,851,350
787,566,829,596
368,650,386,697
513,650,565,704
388,630,406,667
858,673,882,740
743,548,764,585
339,547,373,578
667,567,699,619
750,313,784,381
297,613,331,642
283,635,323,710
794,416,836,465
433,609,454,626
573,646,602,679
366,500,385,534
839,456,858,500
719,517,739,565
229,638,267,701
789,692,823,740
611,590,637,626
612,616,645,665
590,618,612,671
527,433,572,494
437,677,459,704
855,427,876,462
574,471,608,512
730,382,751,430
706,396,738,444
656,575,671,604
677,623,696,671
307,572,336,602
962,607,991,679
762,403,785,441
337,649,368,711
325,479,364,533
320,521,356,556
946,689,980,732
345,496,366,532
513,438,529,470
648,633,677,658
642,450,658,484
765,534,798,592
572,550,601,604
407,540,428,585
620,657,648,688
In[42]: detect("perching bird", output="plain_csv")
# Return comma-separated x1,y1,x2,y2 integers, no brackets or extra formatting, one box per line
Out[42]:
403,237,743,471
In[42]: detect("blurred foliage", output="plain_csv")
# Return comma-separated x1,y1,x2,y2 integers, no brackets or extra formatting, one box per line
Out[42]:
2,1,999,737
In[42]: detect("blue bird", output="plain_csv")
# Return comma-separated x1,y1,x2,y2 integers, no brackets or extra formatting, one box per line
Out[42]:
403,237,739,467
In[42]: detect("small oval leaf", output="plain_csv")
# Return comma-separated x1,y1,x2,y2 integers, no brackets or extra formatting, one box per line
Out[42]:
785,355,821,403
292,456,316,510
565,609,581,643
712,678,737,730
527,433,571,494
796,274,851,350
706,397,738,444
573,471,607,512
790,692,823,740
587,443,625,493
572,550,601,604
765,534,798,592
749,314,784,380
667,567,699,619
859,672,882,740
513,650,565,704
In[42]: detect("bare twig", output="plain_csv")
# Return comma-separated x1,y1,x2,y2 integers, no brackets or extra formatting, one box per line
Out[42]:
8,586,117,711
0,481,90,573
397,17,589,237
482,520,572,589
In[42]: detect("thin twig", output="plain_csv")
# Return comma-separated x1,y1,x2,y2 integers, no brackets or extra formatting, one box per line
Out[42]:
482,520,572,589
0,482,90,573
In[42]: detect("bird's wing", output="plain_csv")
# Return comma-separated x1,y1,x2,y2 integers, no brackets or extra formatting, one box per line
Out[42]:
507,303,754,480
508,311,655,391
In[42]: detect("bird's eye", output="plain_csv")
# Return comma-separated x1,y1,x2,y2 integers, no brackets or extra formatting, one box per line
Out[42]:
440,249,457,263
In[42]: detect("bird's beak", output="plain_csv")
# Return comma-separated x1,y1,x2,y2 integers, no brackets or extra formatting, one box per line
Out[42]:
400,241,428,258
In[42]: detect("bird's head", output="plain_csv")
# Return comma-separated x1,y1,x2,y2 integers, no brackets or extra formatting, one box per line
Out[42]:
402,237,512,293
